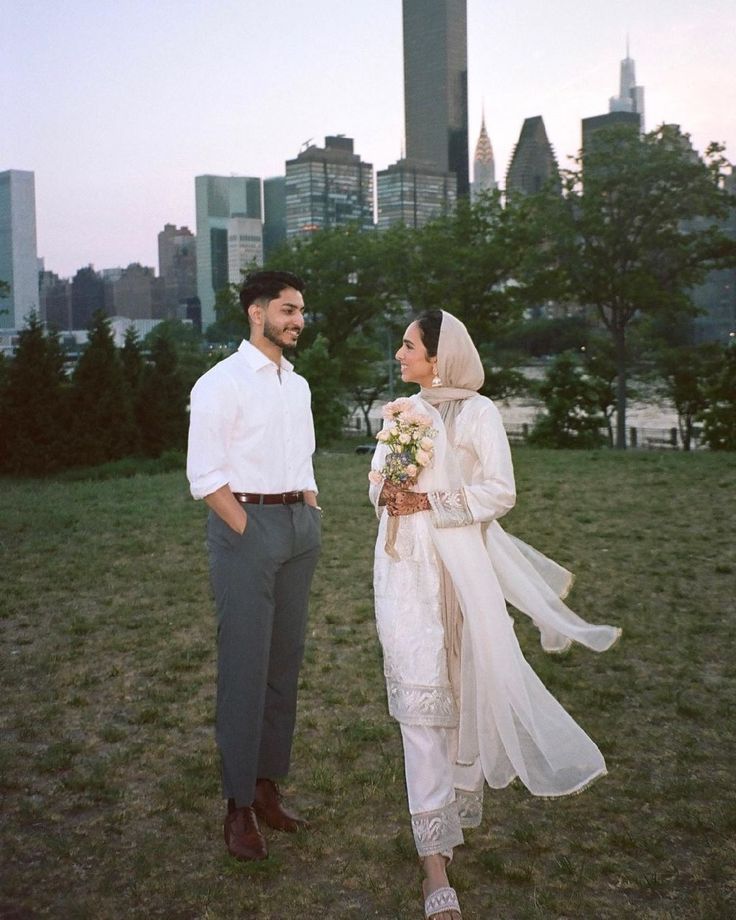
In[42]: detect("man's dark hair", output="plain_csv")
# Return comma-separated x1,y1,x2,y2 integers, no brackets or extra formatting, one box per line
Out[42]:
239,270,305,315
415,310,443,358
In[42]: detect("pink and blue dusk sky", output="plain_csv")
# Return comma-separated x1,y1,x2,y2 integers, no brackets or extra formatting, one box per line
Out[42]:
3,0,735,278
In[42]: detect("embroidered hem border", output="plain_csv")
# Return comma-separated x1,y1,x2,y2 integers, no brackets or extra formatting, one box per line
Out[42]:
411,802,464,857
385,677,458,727
456,787,483,828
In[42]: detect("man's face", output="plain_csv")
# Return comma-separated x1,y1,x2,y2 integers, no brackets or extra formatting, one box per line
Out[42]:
261,287,305,349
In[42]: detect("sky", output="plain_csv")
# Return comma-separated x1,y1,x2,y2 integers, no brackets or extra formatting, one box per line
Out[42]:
3,0,735,279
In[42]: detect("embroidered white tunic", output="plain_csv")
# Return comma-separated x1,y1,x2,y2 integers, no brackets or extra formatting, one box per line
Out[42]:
371,394,621,799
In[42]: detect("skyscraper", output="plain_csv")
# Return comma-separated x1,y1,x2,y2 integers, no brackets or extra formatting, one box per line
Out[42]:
403,0,469,196
285,136,374,238
263,177,287,259
0,169,39,328
582,110,642,155
377,159,457,229
158,224,197,316
195,175,262,329
609,40,645,131
471,111,496,201
506,117,560,196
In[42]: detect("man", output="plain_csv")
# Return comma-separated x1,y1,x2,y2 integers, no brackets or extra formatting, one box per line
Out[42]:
187,270,321,860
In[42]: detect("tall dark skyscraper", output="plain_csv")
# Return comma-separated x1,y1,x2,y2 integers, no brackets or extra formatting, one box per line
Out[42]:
402,0,469,196
506,116,560,196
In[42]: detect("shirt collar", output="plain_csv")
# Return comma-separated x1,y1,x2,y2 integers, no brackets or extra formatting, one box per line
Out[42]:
238,339,294,373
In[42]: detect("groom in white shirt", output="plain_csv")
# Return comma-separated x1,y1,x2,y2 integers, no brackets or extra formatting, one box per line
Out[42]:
187,270,321,861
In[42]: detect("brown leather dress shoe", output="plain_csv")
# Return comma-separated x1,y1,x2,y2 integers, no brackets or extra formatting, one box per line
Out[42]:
253,778,309,833
224,804,268,860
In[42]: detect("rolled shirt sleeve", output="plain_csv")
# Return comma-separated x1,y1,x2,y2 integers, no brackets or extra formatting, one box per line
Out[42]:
186,373,238,500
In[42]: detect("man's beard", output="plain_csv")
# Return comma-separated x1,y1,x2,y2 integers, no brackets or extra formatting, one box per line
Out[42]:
263,319,299,350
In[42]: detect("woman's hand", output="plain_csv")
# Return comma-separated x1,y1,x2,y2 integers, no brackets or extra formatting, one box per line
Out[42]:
381,481,431,516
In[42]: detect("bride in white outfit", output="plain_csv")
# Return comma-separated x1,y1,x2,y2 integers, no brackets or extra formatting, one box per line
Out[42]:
369,310,621,920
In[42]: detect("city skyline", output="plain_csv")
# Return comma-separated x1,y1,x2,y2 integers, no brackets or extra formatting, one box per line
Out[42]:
3,0,735,278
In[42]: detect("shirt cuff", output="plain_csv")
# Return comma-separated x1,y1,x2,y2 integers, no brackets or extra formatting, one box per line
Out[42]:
189,473,230,501
427,488,474,528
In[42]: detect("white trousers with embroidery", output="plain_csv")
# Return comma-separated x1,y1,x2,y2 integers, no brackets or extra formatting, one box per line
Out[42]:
400,723,485,859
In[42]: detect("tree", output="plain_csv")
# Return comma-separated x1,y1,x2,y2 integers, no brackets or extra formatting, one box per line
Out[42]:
265,224,412,428
0,313,70,475
699,345,736,451
529,352,606,449
121,326,144,395
70,312,137,466
401,192,531,344
142,319,209,393
531,125,736,448
205,282,249,344
293,334,346,446
137,333,189,457
656,343,722,450
581,338,619,448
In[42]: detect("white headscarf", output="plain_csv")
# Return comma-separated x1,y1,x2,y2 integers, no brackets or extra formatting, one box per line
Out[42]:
420,311,484,405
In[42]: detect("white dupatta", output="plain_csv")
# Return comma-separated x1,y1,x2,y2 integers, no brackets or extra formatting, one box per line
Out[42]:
373,392,620,797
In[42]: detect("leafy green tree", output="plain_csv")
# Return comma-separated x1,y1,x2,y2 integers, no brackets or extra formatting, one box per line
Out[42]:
494,315,590,359
699,345,736,450
580,338,620,447
529,124,736,448
529,351,606,449
205,282,248,344
293,334,346,447
265,224,412,427
70,312,137,466
137,333,189,457
656,343,722,450
401,192,531,344
0,313,70,475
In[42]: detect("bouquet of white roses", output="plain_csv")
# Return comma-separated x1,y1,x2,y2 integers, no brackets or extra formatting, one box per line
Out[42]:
368,398,437,488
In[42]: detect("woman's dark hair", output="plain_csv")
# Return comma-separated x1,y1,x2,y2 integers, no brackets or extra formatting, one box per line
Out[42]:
415,310,443,358
239,270,305,314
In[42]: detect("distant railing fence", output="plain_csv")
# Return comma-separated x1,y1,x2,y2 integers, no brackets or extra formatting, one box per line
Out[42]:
345,415,701,450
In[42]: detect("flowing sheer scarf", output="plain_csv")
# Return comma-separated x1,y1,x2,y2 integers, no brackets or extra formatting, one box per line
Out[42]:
388,310,621,795
417,311,485,702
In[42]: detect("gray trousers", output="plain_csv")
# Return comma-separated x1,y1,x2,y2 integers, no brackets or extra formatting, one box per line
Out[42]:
207,501,321,806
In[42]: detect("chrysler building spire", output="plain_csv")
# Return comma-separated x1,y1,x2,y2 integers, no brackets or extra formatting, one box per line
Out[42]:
472,109,496,201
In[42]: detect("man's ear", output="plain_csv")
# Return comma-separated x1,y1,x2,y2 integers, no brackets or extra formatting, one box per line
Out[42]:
248,303,262,327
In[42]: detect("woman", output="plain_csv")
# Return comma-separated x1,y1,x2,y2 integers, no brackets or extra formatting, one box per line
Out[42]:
369,311,621,920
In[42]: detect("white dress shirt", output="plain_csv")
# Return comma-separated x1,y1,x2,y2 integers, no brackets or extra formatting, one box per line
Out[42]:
187,340,318,500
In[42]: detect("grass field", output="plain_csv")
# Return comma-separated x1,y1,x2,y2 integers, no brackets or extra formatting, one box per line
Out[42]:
1,448,735,919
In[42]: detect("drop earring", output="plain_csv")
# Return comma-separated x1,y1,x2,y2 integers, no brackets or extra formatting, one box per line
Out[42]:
431,366,442,388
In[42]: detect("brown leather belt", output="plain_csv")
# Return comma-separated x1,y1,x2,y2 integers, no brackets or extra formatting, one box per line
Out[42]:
233,491,304,505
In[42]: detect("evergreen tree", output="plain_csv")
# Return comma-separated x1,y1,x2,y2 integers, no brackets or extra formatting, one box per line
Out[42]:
138,333,188,457
0,313,70,475
70,312,137,466
121,325,144,394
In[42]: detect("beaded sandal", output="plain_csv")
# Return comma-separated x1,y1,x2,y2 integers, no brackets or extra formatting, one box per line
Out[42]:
424,885,461,919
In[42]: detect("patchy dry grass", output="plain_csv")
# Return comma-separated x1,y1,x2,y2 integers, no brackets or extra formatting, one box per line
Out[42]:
1,448,735,919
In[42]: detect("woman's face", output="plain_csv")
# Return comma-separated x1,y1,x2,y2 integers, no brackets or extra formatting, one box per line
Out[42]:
395,321,436,388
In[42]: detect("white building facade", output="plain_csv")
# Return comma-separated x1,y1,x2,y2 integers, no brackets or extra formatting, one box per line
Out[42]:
0,170,40,329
